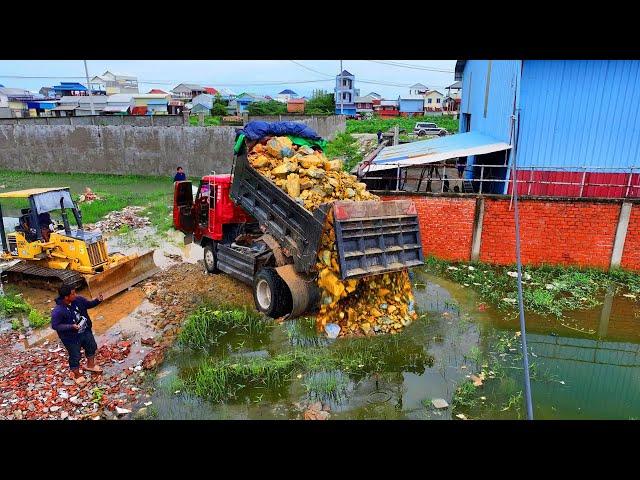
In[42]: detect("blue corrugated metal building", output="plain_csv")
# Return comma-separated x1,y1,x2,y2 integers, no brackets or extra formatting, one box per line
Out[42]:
455,60,640,197
398,96,425,115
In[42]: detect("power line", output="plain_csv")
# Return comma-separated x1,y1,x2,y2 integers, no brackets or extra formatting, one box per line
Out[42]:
367,60,455,73
288,60,333,78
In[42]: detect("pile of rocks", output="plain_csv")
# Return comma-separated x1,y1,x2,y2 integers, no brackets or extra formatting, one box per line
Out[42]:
248,136,417,337
86,206,151,233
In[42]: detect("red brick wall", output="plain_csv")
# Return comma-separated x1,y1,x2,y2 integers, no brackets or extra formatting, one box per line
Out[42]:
380,194,636,271
621,204,640,270
479,199,619,269
382,195,476,261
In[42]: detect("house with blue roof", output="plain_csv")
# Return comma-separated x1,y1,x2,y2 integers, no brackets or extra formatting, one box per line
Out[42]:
276,89,298,103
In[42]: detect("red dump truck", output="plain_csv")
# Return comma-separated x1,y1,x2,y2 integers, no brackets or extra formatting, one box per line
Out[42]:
173,130,424,319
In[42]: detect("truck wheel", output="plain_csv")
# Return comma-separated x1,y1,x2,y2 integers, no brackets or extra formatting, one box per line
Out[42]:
439,130,447,137
203,243,219,273
253,268,292,318
417,130,426,136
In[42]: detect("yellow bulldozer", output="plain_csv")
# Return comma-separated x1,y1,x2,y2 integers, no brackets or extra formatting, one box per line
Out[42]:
0,187,159,300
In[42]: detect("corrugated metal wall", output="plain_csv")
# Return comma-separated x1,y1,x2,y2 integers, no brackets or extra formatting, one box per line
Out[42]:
460,60,520,143
516,60,640,171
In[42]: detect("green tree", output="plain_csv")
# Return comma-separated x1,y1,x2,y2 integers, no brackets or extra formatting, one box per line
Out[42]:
247,100,287,115
305,90,335,115
211,94,228,116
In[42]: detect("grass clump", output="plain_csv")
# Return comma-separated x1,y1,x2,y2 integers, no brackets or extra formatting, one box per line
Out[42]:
303,369,349,403
324,132,363,173
178,303,271,350
422,256,640,318
452,380,478,409
0,292,31,316
28,309,49,328
346,116,459,135
11,318,24,331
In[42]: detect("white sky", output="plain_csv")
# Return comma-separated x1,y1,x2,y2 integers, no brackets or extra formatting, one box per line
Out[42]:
0,60,457,98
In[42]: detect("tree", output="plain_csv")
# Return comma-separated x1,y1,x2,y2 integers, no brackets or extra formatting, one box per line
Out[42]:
247,100,287,115
305,90,335,115
211,94,228,116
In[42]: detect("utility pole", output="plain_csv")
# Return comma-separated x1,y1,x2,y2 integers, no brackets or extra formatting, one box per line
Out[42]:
83,60,96,116
339,60,344,115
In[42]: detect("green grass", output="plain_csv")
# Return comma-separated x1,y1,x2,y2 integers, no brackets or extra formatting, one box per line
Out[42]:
180,314,434,403
178,304,271,350
188,116,222,126
0,170,174,233
324,132,363,173
346,116,459,135
27,309,49,328
422,256,640,318
1,288,50,329
452,380,478,409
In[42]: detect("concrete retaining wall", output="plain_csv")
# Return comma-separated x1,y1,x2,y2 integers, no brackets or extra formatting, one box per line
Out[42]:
0,124,237,176
0,115,188,127
248,115,346,140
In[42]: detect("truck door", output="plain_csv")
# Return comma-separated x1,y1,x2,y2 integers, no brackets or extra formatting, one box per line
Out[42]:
173,181,194,234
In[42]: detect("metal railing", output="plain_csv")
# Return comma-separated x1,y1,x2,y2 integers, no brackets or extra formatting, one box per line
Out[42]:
358,163,640,199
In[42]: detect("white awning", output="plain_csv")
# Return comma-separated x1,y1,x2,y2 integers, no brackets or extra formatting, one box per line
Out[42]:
361,132,511,173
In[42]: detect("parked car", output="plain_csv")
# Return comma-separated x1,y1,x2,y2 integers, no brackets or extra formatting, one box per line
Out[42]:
414,122,447,137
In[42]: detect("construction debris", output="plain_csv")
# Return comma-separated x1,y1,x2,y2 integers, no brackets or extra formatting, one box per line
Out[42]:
248,136,417,337
78,187,100,204
85,206,151,233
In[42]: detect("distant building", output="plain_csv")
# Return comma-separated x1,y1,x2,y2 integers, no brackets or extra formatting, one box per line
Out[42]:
355,96,374,115
334,70,357,116
192,93,215,110
75,96,108,116
373,99,399,118
408,83,429,96
446,81,462,100
171,83,206,100
90,71,138,95
26,100,58,117
424,90,443,112
398,95,425,117
204,87,219,96
148,89,169,95
51,82,105,97
39,87,56,98
287,98,305,113
132,93,170,115
276,89,298,103
104,94,135,115
190,103,211,115
233,93,266,114
0,86,35,117
0,93,11,118
366,92,382,100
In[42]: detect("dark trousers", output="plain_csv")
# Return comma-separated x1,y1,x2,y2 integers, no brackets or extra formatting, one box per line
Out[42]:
60,330,98,369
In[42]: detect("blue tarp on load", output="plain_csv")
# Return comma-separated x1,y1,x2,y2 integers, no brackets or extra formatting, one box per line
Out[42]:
238,121,321,141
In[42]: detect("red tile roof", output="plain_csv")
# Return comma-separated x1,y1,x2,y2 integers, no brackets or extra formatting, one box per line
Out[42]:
204,87,219,95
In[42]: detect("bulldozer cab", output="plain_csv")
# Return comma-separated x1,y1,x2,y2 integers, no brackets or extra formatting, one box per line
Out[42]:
0,187,81,252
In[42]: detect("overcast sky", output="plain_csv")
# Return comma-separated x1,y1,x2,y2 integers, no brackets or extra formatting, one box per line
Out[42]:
0,60,457,98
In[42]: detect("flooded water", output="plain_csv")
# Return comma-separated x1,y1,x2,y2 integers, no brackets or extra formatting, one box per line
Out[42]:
144,266,640,420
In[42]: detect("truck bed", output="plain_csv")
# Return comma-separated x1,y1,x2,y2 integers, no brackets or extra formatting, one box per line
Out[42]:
230,148,424,279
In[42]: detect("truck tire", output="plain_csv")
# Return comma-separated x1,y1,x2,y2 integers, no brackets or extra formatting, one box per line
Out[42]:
438,130,447,137
203,243,219,274
417,130,426,136
253,268,292,318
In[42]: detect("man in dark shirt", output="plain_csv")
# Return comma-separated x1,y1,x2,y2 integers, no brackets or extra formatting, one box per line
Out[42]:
174,166,187,182
377,130,383,144
51,285,104,384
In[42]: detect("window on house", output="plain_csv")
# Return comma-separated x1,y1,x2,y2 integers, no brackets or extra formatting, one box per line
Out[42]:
428,98,432,104
436,98,441,103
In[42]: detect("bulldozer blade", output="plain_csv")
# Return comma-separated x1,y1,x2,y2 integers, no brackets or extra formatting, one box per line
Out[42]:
84,251,160,300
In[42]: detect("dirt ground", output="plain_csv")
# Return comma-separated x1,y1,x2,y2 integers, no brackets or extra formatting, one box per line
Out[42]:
0,247,255,420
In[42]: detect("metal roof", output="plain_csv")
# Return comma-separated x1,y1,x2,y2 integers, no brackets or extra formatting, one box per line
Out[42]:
0,187,69,199
51,104,78,111
379,100,398,107
103,105,129,113
107,94,134,103
399,95,424,101
366,132,511,172
278,89,297,95
410,83,428,89
448,80,462,89
354,96,373,103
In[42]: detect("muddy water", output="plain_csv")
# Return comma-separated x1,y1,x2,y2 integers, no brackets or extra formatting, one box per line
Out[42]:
145,266,640,420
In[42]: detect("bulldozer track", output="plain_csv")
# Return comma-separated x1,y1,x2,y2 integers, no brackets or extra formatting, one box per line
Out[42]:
1,262,86,293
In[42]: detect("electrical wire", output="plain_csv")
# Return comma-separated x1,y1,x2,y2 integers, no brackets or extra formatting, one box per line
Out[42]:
367,60,455,73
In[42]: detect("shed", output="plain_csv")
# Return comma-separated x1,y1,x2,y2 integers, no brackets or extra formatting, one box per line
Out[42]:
286,98,305,113
398,96,424,115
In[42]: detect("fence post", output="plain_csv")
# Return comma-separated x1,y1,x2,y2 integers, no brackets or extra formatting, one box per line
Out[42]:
479,165,484,194
527,169,534,195
579,167,587,197
611,202,632,268
395,164,400,192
